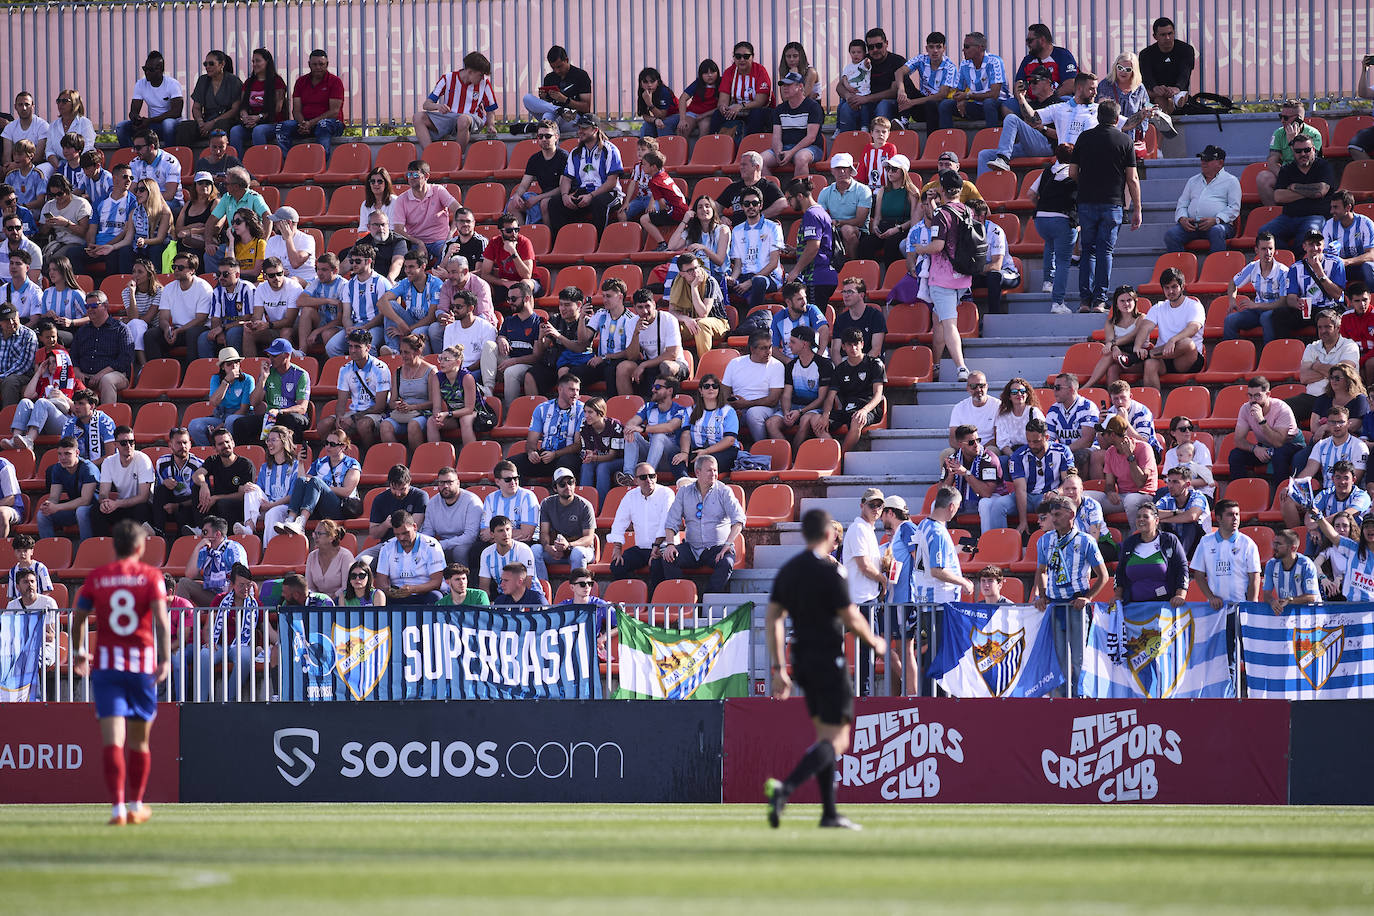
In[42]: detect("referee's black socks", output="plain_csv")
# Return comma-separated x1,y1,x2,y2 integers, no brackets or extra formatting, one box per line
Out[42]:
783,740,838,816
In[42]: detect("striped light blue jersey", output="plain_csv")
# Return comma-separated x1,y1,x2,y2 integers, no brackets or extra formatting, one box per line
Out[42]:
891,518,962,604
77,168,113,210
40,287,85,321
482,486,541,529
306,275,348,324
1075,497,1105,538
688,405,740,449
1314,485,1372,518
1322,214,1374,260
1155,488,1213,533
588,308,638,358
478,540,537,585
771,304,829,358
344,273,393,326
154,453,203,500
7,561,51,599
1112,402,1162,451
1308,435,1369,478
256,458,300,502
1231,259,1290,303
308,454,361,498
1263,554,1321,602
728,217,784,281
529,398,586,452
564,141,624,193
1286,256,1346,310
338,355,391,413
956,53,1011,101
1010,441,1075,496
390,274,444,324
1045,395,1100,445
1037,528,1104,599
901,53,958,95
1334,537,1374,601
94,192,136,244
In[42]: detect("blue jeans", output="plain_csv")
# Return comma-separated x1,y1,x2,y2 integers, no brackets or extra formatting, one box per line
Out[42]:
625,195,651,221
521,95,579,132
580,458,617,502
37,505,93,541
623,431,676,473
640,115,681,137
532,543,592,583
288,475,345,519
1035,215,1077,305
1222,306,1281,344
835,98,898,133
978,114,1053,175
188,414,229,446
116,118,179,147
11,397,67,436
938,97,1003,129
276,118,345,156
196,325,244,361
980,490,1046,531
505,190,545,225
728,272,780,308
228,123,278,158
1164,221,1235,254
1078,203,1123,306
1258,212,1324,253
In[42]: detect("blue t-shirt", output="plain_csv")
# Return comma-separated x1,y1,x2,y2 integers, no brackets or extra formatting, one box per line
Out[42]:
46,456,99,501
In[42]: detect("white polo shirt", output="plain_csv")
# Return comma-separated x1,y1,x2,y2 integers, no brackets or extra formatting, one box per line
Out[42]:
842,515,882,605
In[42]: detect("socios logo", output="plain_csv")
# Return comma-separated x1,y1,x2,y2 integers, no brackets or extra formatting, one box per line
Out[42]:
273,727,320,786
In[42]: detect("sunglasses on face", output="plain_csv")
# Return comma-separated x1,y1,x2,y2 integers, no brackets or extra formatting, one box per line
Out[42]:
968,383,987,390
1010,388,1028,395
556,479,574,487
700,382,719,389
1175,425,1193,432
734,52,752,60
263,271,284,279
350,572,369,580
326,439,345,447
865,499,884,509
116,439,135,446
500,476,519,482
572,580,593,588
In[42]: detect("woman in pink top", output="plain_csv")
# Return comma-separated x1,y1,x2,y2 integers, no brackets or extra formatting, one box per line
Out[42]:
305,518,355,597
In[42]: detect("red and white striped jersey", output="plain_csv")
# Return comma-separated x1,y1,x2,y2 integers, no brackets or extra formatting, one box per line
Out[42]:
860,142,898,191
76,559,167,674
427,71,498,117
721,62,772,104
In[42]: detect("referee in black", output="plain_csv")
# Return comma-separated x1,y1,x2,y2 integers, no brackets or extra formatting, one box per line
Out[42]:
765,508,887,830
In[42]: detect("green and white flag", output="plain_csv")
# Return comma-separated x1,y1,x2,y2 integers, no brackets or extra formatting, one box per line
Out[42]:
614,603,753,699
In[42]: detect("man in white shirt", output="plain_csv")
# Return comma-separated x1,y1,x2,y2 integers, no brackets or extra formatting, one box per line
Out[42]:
1190,498,1261,612
440,289,497,373
608,462,675,580
375,510,447,604
2,91,50,178
1289,307,1360,425
93,425,154,536
844,488,892,695
147,251,212,360
1164,145,1242,253
619,288,688,399
242,256,302,357
946,369,999,456
721,331,785,442
263,206,317,284
1134,267,1205,390
115,52,184,148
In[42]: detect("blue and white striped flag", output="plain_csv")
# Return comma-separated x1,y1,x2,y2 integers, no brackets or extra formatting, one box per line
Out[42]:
931,602,1064,697
0,611,45,702
1080,601,1234,698
1241,602,1374,698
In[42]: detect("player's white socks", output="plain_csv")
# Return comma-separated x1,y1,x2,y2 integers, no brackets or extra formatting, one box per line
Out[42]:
129,801,143,813
111,803,126,819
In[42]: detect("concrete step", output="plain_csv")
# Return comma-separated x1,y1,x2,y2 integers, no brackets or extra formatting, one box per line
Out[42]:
984,312,1101,337
754,543,804,568
869,427,949,445
892,403,963,428
823,483,931,501
929,356,1065,383
843,449,939,476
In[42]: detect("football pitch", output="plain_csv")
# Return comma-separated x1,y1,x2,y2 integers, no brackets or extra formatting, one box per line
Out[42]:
4,804,1373,914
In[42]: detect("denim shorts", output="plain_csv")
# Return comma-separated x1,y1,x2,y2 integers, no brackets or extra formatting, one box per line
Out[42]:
930,284,964,322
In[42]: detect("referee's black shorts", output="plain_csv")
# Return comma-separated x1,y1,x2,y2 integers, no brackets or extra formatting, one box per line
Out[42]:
792,650,855,726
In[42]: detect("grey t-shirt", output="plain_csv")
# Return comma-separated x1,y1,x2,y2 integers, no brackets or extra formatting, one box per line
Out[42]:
540,494,594,540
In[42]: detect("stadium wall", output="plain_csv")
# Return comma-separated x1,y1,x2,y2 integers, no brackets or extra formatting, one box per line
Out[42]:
4,0,1370,131
7,699,1374,805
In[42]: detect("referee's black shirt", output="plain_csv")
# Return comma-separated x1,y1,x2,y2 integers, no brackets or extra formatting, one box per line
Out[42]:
770,548,851,659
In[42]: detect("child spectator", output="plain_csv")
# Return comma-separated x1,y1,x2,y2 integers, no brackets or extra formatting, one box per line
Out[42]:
859,115,897,191
9,140,44,207
676,59,722,140
77,149,111,210
618,136,657,222
54,132,86,191
635,68,677,138
639,151,689,251
840,39,873,106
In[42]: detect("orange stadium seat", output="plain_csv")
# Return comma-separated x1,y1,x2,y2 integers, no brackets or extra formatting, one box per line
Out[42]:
604,579,647,606
914,129,966,170
1254,338,1306,382
595,488,628,530
544,265,597,302
359,442,408,485
1224,478,1271,522
778,439,841,481
374,141,418,178
656,136,688,169
963,527,1021,573
1195,340,1257,385
834,260,880,300
962,128,1001,169
455,440,503,483
319,142,371,184
314,184,365,227
651,579,698,608
519,224,551,256
745,483,794,527
66,537,116,579
987,212,1021,245
1160,386,1211,426
273,143,326,183
1339,160,1374,202
284,185,326,220
131,401,178,445
736,133,774,164
975,170,1017,207
1231,206,1280,249
123,360,181,400
595,264,643,302
886,346,934,387
823,130,870,170
586,222,643,264
1332,116,1373,158
1201,386,1250,430
258,533,309,576
463,181,507,223
1139,252,1198,295
454,139,508,180
603,395,643,426
493,396,544,438
1052,342,1105,385
678,134,738,176
411,442,457,480
496,139,538,181
327,227,364,255
1238,162,1267,206
885,305,931,344
1193,251,1246,293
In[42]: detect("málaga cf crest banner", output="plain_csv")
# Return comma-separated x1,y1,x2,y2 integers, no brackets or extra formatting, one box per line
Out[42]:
1080,601,1235,698
614,604,752,700
0,611,45,702
1241,602,1374,699
930,603,1064,697
282,605,602,701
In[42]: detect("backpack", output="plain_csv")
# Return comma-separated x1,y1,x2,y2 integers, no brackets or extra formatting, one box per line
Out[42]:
939,203,987,277
1175,92,1237,131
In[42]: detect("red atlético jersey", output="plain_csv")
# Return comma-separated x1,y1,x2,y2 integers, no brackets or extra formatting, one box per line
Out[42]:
1341,311,1374,362
75,559,167,674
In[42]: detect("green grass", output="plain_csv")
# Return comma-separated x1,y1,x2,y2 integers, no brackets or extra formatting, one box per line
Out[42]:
3,804,1373,914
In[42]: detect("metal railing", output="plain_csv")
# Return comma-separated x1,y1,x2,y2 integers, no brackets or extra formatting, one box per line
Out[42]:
4,1,1370,134
2,599,1262,702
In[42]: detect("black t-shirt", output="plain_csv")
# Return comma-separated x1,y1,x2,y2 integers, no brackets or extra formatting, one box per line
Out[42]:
832,307,887,354
369,486,429,541
205,455,254,496
868,50,906,94
541,66,593,104
770,548,850,658
539,313,581,367
1138,41,1196,91
830,356,886,411
346,232,410,277
193,154,242,182
1071,125,1137,207
524,149,570,195
718,178,783,223
1275,158,1336,219
783,354,832,405
444,234,487,269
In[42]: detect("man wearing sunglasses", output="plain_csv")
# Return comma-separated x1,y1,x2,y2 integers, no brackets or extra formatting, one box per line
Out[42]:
843,488,890,696
835,27,905,133
619,375,690,484
475,460,540,568
1013,23,1079,95
478,214,539,307
505,122,567,225
128,129,183,216
656,453,746,592
608,461,674,581
91,424,154,537
532,466,595,584
392,159,460,262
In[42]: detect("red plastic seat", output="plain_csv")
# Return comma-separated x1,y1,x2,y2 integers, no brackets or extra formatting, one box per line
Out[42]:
464,181,507,223
975,170,1017,207
913,129,966,170
745,483,794,528
731,439,791,483
273,143,326,183
455,440,503,483
1051,342,1105,385
678,134,737,176
358,442,408,485
314,184,365,227
411,442,457,480
123,359,181,400
423,141,467,181
1193,250,1246,294
283,185,326,219
1195,340,1257,385
886,346,934,387
585,222,643,264
454,139,509,180
962,127,1001,169
778,439,841,481
318,142,372,184
258,533,309,576
1160,386,1211,426
1254,338,1306,382
963,527,1021,573
1231,206,1280,249
1339,159,1374,202
1224,478,1271,522
1201,386,1250,431
242,144,283,180
1138,252,1199,295
885,305,931,344
131,401,178,445
495,139,539,181
493,396,545,438
374,141,419,178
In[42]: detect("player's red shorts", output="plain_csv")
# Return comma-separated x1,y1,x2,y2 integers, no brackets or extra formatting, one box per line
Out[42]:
91,669,159,721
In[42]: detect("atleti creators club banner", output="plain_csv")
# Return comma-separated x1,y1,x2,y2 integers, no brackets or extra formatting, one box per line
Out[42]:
722,698,1289,805
0,703,181,803
282,605,602,701
179,701,723,803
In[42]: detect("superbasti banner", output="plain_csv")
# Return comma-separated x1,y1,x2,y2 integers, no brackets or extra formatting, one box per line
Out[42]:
282,604,602,701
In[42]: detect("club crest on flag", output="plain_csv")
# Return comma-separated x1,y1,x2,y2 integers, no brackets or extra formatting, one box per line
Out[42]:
651,629,724,699
332,624,391,700
1126,607,1193,698
972,627,1024,697
1293,625,1344,690
293,626,337,677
